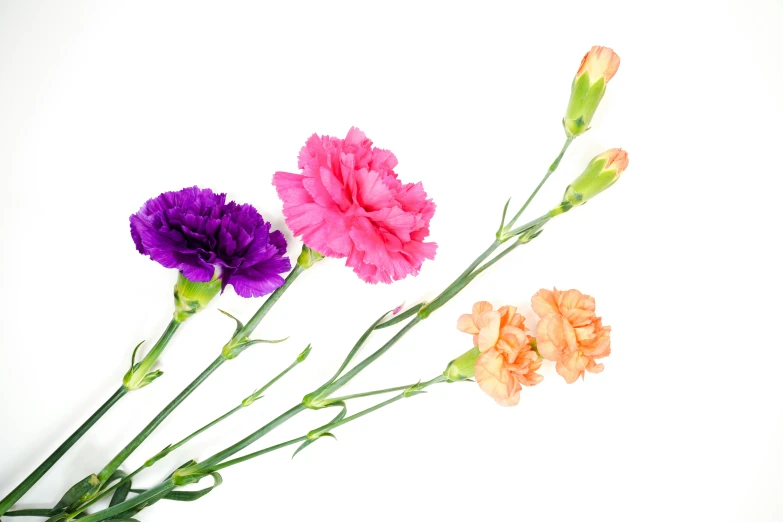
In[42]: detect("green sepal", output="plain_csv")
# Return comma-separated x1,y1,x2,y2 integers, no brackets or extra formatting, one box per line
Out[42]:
136,369,164,389
222,336,289,360
443,347,480,382
297,245,325,269
218,309,245,337
564,73,606,138
173,271,221,323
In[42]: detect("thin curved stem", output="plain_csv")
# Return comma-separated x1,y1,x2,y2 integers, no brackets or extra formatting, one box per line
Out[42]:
505,137,573,229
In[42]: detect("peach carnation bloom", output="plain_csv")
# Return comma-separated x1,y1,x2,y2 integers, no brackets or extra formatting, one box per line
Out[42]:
577,46,620,84
458,301,543,406
531,288,611,384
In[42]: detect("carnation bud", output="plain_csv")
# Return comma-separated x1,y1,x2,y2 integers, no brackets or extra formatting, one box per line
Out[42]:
297,245,325,269
443,347,480,382
173,271,222,323
563,149,629,206
563,46,620,138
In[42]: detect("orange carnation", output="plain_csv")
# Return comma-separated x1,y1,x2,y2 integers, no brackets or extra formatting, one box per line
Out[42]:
531,288,611,384
457,301,543,406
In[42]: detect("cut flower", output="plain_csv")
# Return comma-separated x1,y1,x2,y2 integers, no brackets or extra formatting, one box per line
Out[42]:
532,288,611,383
130,186,291,298
273,128,436,284
458,301,543,407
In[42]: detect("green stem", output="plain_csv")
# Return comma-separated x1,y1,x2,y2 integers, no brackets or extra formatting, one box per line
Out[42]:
89,259,306,487
96,356,225,483
0,386,127,516
323,317,421,398
423,240,502,314
327,384,418,403
207,437,308,472
193,404,307,472
505,137,573,229
123,319,181,390
238,263,304,339
69,350,309,517
77,480,176,522
375,303,423,329
206,376,447,474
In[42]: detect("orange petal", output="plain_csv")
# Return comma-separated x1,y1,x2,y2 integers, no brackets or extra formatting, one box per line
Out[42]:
472,301,494,321
535,315,561,361
457,313,479,334
531,289,559,317
477,311,501,351
475,349,519,406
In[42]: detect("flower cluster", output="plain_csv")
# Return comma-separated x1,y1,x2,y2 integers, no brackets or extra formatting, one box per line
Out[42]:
130,186,291,298
273,128,436,284
456,289,611,405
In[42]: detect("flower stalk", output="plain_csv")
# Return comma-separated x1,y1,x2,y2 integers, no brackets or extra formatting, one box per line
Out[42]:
51,248,315,514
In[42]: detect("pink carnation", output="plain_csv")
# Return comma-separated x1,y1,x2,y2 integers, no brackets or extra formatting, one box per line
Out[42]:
273,128,437,284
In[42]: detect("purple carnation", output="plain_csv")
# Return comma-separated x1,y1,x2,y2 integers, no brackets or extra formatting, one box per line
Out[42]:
130,186,291,298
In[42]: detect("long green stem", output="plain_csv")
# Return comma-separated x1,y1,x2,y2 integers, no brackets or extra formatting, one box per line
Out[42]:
323,318,421,397
194,404,307,471
207,437,308,472
505,137,573,230
0,387,127,516
327,384,418,403
97,355,226,483
207,376,447,474
85,258,306,488
69,350,308,518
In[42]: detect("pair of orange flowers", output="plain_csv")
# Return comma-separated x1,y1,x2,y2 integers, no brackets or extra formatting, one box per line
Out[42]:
458,289,611,406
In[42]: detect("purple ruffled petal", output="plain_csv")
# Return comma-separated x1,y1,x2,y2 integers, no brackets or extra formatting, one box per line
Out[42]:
130,186,290,298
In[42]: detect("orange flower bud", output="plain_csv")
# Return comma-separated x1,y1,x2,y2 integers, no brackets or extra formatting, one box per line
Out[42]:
563,46,621,138
563,148,629,206
576,46,620,85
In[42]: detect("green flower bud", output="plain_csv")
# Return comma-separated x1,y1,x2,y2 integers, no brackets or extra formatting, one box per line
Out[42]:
173,271,221,323
563,149,629,206
297,245,325,269
563,46,620,138
443,346,480,382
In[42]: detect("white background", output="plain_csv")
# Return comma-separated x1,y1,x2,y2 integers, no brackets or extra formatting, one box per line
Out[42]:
1,1,781,521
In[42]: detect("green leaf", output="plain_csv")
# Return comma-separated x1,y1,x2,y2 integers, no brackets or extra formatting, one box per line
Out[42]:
162,472,222,502
218,309,245,337
109,478,132,507
496,197,512,237
3,508,56,517
293,401,346,458
128,341,145,373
